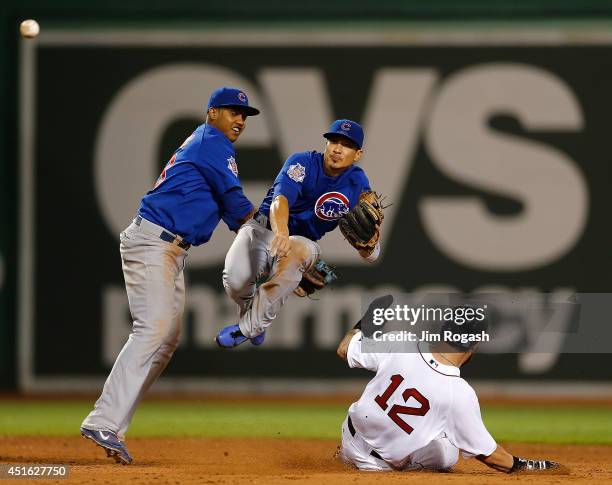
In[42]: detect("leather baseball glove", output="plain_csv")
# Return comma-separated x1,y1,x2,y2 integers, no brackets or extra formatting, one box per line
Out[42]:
339,191,385,253
294,259,338,297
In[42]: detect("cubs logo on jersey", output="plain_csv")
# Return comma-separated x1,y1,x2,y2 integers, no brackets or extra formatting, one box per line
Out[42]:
315,192,350,221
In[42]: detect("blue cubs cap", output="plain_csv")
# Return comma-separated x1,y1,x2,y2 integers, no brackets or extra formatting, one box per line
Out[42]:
207,86,260,116
323,119,364,149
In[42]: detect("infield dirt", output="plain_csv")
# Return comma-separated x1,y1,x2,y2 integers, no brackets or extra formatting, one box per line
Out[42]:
1,437,610,484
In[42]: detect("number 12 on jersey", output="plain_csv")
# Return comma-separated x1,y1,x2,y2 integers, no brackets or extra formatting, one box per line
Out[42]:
374,374,430,434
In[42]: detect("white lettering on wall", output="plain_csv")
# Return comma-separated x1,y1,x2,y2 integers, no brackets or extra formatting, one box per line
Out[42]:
94,62,588,272
422,63,587,270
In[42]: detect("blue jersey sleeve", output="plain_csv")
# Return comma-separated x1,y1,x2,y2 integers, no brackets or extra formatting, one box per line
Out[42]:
199,158,242,195
220,187,254,231
271,152,310,207
359,170,372,193
194,134,253,231
195,138,243,196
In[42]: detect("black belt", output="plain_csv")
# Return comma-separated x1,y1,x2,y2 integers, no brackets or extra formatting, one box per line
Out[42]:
347,416,383,461
134,216,191,250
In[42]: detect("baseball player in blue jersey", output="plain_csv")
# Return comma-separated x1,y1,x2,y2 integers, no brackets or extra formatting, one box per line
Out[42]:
216,119,382,347
80,87,259,464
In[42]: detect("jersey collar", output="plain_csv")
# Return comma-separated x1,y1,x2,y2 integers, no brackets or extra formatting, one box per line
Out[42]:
418,342,461,377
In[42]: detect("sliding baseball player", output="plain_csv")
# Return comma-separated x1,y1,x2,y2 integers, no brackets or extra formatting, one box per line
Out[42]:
336,297,563,474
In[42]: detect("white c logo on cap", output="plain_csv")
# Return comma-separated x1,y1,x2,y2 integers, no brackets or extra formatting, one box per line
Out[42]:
340,122,351,131
238,92,247,102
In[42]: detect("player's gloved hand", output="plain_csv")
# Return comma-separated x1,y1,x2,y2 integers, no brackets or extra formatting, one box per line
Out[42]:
270,230,291,258
294,259,337,297
509,456,562,473
339,191,386,254
358,237,379,259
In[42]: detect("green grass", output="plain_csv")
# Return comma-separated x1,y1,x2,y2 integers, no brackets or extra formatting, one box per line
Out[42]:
482,407,612,445
0,401,346,439
0,400,611,444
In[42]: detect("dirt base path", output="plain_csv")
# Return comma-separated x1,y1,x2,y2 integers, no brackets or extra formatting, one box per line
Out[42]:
1,437,610,484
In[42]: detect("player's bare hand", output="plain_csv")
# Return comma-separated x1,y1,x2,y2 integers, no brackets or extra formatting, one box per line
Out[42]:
270,231,291,258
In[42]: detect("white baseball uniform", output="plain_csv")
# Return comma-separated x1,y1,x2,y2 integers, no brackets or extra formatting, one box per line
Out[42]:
340,332,497,471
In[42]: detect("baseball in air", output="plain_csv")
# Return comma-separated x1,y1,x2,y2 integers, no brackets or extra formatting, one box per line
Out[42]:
20,19,40,38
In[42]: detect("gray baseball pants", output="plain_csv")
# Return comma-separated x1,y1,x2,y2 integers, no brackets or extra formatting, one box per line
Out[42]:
223,218,320,338
82,217,187,439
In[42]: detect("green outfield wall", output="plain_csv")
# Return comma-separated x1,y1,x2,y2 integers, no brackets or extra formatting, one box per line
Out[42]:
3,2,612,390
